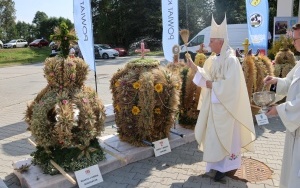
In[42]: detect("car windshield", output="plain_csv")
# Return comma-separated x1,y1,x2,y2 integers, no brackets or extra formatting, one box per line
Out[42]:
8,40,16,43
100,45,111,49
96,44,112,49
33,39,41,42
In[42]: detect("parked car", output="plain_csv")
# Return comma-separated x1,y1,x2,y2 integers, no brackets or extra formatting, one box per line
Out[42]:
114,47,127,56
29,39,49,47
94,44,119,59
3,39,28,48
0,40,3,48
99,44,127,56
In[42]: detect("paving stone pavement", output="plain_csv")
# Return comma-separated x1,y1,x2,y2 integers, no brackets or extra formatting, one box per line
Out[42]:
0,57,285,188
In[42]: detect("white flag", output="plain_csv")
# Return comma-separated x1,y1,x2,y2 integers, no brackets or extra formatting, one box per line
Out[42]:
73,0,95,71
162,0,179,62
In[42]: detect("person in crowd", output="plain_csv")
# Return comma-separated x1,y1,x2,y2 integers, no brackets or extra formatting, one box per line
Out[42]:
263,22,300,188
268,31,272,49
186,15,256,181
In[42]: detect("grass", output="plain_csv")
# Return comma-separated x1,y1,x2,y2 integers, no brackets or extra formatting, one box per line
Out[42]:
0,47,164,67
146,51,164,56
129,50,164,56
0,47,51,67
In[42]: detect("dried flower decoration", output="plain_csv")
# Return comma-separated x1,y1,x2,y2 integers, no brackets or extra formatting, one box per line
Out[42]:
131,106,140,115
115,104,120,112
62,100,68,105
14,163,31,173
82,98,89,103
154,108,161,114
154,83,163,93
132,81,140,89
114,80,120,87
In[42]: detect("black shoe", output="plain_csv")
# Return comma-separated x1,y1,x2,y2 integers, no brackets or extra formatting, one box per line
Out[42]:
214,171,226,181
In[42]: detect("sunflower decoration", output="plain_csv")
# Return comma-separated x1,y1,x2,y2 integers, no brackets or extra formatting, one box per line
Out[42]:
131,106,141,115
154,108,161,114
154,83,163,93
132,81,141,90
194,43,207,67
110,58,181,146
24,22,106,174
115,104,121,112
114,80,120,87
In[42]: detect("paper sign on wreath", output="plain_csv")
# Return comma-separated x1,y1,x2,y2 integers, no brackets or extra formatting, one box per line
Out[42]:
152,138,171,157
255,113,269,126
75,165,103,188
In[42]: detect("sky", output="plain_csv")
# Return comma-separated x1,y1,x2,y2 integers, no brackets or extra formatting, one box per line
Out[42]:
14,0,74,24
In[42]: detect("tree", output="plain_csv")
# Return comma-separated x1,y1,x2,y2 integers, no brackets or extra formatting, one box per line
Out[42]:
15,21,32,41
91,0,216,48
179,0,214,40
39,17,73,40
92,0,162,48
32,11,48,37
90,0,290,49
32,11,48,26
213,0,246,24
0,0,16,41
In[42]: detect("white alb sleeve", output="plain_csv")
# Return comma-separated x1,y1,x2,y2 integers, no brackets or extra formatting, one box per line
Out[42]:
193,72,206,87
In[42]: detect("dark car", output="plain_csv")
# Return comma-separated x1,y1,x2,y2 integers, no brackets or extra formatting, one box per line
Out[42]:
29,39,49,48
114,47,127,56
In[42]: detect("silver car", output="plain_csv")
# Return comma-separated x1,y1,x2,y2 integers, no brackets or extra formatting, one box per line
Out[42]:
94,44,119,59
3,39,28,48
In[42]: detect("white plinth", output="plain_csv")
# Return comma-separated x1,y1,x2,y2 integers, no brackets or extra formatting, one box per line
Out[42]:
104,104,115,123
13,124,195,188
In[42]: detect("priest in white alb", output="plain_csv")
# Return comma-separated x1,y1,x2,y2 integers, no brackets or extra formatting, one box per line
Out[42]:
264,22,300,188
186,15,256,181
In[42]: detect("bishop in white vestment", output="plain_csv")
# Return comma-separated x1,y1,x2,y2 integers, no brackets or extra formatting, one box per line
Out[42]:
187,15,256,181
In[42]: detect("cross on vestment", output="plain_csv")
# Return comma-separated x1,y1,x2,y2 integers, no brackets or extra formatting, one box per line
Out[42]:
135,41,150,59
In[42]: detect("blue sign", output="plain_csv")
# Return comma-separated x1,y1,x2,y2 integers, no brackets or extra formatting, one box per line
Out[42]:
246,0,269,54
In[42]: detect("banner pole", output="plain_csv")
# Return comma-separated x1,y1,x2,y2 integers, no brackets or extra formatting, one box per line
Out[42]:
94,70,98,93
89,0,98,93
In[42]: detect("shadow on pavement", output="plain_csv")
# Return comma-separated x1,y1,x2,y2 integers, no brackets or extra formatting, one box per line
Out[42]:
91,141,250,187
0,122,27,141
172,174,248,188
2,137,35,156
254,116,286,139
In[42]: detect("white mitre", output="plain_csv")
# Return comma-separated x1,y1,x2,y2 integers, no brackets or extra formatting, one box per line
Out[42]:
210,15,229,58
210,15,228,39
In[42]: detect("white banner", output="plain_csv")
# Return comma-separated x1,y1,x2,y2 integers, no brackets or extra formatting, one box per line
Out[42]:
162,0,179,62
73,0,95,71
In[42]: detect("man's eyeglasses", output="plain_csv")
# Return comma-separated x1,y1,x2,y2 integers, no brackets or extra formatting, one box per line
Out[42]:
293,38,300,42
